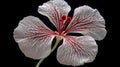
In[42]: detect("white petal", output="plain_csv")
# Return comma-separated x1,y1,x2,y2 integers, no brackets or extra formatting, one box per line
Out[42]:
38,0,71,31
66,5,107,40
13,16,55,59
57,36,98,66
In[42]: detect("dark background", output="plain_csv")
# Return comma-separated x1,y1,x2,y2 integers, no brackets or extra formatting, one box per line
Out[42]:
2,0,116,67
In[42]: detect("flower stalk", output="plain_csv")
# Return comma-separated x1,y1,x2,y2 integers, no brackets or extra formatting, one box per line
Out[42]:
35,36,62,67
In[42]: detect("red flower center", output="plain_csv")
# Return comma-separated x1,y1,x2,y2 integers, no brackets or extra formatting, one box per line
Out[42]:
58,15,71,35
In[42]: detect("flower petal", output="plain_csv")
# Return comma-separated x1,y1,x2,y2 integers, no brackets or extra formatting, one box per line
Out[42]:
65,5,107,40
13,16,55,59
57,36,98,66
38,0,71,31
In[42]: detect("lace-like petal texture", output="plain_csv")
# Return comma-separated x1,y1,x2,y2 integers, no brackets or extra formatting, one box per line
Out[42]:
57,36,98,66
66,5,107,40
13,16,55,59
38,0,71,31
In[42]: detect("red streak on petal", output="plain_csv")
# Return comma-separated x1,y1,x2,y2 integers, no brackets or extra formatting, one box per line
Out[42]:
64,36,79,54
65,36,86,55
64,17,95,34
26,26,55,41
53,7,61,33
64,36,95,57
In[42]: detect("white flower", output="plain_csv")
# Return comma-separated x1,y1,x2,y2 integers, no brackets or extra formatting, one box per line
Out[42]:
13,0,107,66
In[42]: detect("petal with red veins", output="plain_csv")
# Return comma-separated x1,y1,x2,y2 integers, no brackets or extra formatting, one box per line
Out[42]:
66,5,107,40
57,36,98,66
38,0,71,31
13,16,55,59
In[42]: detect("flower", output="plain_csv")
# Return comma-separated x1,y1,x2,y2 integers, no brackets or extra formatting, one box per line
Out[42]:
13,0,107,66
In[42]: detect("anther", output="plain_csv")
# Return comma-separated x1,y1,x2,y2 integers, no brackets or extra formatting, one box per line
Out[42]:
66,16,71,22
61,15,66,20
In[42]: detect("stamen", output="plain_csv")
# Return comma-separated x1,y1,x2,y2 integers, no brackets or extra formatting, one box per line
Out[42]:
66,16,71,23
61,15,66,20
61,16,72,32
59,15,66,26
58,15,72,35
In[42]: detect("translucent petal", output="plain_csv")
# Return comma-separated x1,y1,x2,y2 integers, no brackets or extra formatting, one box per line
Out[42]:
66,5,107,40
57,36,98,66
38,0,71,31
13,16,55,59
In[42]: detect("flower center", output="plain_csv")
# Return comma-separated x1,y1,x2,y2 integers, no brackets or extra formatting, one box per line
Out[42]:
59,15,71,35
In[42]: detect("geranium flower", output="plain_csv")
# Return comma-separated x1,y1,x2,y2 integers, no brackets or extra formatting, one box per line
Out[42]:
13,0,107,66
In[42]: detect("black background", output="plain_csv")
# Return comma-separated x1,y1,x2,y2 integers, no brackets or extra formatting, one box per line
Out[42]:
2,0,116,67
